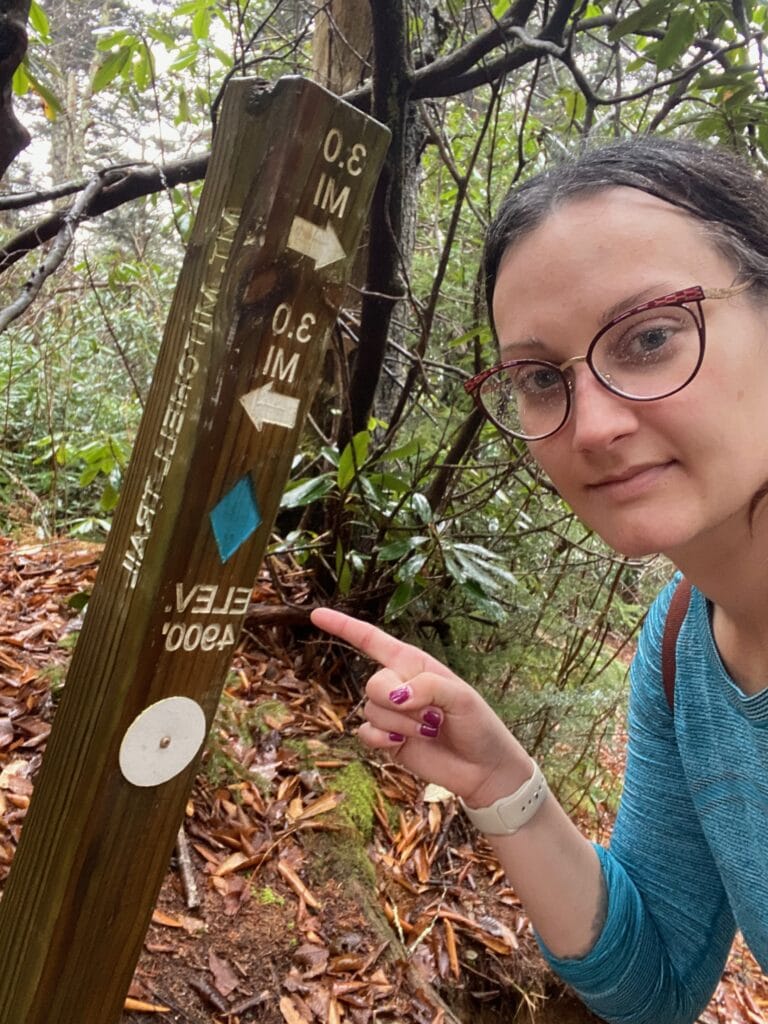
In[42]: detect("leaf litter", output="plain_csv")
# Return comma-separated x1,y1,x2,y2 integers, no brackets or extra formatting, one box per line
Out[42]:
0,537,764,1024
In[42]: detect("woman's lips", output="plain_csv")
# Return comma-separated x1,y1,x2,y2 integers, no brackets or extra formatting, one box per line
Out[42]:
587,461,674,499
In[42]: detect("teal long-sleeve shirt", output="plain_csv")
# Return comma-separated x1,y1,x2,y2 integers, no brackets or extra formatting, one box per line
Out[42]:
538,577,768,1024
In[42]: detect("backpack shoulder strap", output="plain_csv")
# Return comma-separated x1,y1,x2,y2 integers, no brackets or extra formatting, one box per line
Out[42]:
661,577,693,712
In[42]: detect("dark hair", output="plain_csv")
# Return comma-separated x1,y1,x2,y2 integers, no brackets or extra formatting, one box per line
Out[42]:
483,135,768,526
483,136,768,334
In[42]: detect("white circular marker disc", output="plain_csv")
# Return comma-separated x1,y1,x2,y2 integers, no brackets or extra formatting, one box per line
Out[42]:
119,696,207,787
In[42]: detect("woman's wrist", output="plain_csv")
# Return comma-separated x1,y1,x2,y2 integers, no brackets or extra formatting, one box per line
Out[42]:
460,752,538,810
460,760,548,835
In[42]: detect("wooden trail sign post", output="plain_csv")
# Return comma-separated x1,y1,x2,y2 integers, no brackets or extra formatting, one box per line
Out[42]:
0,77,388,1024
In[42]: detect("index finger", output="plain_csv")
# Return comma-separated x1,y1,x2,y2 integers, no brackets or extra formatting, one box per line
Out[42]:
310,607,456,682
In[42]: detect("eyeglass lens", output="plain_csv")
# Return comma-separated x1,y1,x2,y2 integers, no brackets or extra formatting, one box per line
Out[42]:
479,303,701,440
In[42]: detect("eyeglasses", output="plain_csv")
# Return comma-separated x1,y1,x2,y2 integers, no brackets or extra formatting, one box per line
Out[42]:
464,284,750,442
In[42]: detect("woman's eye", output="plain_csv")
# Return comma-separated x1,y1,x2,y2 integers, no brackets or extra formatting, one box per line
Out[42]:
515,367,560,393
609,320,679,363
630,326,673,355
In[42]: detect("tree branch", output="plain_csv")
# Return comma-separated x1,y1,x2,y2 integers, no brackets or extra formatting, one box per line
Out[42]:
0,154,208,273
0,8,756,283
412,41,550,98
0,177,92,211
562,35,759,109
411,0,577,99
407,0,540,96
543,0,580,44
0,173,103,333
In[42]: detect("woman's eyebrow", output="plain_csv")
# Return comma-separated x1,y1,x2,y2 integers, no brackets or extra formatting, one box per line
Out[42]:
598,284,671,326
498,283,674,359
499,336,546,360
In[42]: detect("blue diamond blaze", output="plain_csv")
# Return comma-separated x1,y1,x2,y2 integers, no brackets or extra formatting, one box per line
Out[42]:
209,475,262,562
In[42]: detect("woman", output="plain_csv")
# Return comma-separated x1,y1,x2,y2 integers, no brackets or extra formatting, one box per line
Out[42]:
311,137,768,1024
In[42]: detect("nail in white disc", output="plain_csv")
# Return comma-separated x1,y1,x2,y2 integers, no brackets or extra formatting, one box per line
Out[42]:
119,696,207,787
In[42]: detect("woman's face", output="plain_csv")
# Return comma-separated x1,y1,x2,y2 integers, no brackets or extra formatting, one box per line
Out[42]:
491,187,768,559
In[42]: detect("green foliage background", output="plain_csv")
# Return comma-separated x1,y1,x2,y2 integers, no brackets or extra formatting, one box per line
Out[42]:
2,0,765,798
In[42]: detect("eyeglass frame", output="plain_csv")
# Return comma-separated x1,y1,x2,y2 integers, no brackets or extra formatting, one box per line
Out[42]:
464,283,751,441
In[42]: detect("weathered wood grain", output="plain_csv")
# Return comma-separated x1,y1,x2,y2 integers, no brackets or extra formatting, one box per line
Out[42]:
0,76,388,1024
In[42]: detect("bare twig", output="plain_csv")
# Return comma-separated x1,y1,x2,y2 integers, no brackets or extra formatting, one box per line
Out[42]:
175,824,200,910
82,255,146,408
382,0,541,100
564,35,759,109
0,174,104,335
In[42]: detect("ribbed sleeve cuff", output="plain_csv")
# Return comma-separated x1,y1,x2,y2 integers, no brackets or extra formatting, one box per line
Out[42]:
534,845,692,1024
537,845,638,981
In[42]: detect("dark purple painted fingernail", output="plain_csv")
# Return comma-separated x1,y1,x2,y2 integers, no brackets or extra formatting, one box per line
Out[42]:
388,732,405,743
419,723,440,738
389,686,411,705
422,709,441,729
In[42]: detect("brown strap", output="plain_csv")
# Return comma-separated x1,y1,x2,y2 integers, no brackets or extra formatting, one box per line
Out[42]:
661,578,693,713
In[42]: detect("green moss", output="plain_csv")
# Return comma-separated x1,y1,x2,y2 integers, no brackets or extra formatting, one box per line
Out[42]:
254,886,285,906
283,738,312,765
40,664,67,695
202,691,297,788
305,821,378,890
249,699,291,729
201,744,243,788
333,762,377,839
301,761,381,892
213,690,292,744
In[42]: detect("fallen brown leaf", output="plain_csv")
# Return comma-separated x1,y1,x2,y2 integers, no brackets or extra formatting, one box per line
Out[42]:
208,949,239,998
279,994,312,1024
213,850,250,876
293,943,329,979
293,790,342,821
328,996,343,1024
150,909,205,934
123,997,171,1013
277,859,322,909
443,919,460,980
0,718,13,749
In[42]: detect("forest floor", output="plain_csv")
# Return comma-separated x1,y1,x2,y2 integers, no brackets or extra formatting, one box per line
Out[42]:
0,537,766,1024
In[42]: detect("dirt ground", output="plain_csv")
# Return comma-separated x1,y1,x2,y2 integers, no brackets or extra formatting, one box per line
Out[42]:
1,538,765,1024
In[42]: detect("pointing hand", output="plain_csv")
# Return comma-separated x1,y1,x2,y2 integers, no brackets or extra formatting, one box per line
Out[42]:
311,608,523,803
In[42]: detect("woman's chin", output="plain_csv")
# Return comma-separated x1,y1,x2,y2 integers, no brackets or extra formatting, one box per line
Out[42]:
610,536,663,559
603,524,703,560
588,519,683,559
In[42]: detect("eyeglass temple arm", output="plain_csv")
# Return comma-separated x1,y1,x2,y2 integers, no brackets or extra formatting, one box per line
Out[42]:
704,281,752,300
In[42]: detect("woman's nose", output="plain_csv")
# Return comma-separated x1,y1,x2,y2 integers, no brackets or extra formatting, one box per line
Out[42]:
567,365,640,451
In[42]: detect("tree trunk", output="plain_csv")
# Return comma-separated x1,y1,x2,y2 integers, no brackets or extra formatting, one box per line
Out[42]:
46,0,105,183
0,0,32,179
312,0,372,93
343,0,423,442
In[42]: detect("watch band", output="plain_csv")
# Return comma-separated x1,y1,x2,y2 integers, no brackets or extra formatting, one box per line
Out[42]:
459,760,548,835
